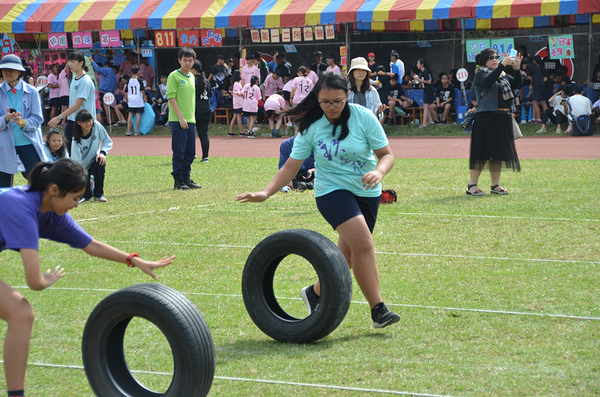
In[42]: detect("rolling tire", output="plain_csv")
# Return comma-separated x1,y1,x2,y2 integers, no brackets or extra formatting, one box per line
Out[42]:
82,283,215,397
242,229,352,343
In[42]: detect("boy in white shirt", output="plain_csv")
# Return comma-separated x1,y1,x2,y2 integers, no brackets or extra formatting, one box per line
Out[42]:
126,65,145,136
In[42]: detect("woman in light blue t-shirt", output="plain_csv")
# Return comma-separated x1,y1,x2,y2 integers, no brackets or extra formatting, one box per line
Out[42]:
236,72,400,329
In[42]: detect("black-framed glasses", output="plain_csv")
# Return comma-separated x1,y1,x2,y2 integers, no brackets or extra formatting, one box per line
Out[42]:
489,55,500,60
318,100,345,108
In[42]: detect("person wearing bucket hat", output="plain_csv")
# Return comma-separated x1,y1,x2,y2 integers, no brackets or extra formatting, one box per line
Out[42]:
0,54,47,188
348,57,387,122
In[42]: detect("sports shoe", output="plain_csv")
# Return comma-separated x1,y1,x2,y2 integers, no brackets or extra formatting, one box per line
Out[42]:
117,120,127,126
371,302,400,329
555,125,562,134
247,132,257,139
184,179,202,189
174,180,190,190
271,132,282,138
300,285,320,315
134,131,140,136
201,157,209,162
94,195,108,203
395,107,406,116
536,125,547,134
78,197,88,204
126,130,132,136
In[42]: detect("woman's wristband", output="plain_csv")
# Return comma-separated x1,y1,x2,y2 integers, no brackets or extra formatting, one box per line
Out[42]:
20,119,26,128
126,252,140,267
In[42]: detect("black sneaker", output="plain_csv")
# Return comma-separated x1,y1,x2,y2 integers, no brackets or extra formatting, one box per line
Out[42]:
174,180,190,190
184,179,202,189
371,302,400,329
300,285,320,315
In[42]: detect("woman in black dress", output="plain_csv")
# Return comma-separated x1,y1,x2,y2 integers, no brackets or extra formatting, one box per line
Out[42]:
467,48,522,196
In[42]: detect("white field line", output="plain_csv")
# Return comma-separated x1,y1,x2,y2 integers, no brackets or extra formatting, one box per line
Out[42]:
15,287,600,321
17,362,456,397
73,203,599,224
103,240,600,265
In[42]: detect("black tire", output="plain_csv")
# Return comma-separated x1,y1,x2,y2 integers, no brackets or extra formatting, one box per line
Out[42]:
242,229,352,343
82,283,215,397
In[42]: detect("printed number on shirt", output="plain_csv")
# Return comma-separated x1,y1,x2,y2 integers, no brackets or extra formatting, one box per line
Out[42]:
246,91,254,100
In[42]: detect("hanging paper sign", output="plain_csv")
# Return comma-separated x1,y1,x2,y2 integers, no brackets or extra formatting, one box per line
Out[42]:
154,31,176,47
342,65,347,76
314,26,324,40
72,32,93,48
240,48,246,68
141,48,153,57
260,29,270,43
178,30,199,47
100,31,121,48
549,35,574,59
340,56,347,66
270,29,280,43
466,39,490,63
48,33,68,50
325,25,335,40
490,38,514,60
283,45,297,53
281,29,291,42
303,27,313,41
250,29,260,43
200,29,223,46
292,28,302,42
44,51,66,68
339,46,347,57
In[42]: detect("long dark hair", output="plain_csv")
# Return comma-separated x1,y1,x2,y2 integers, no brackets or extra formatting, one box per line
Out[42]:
72,109,95,144
232,70,241,83
283,72,351,141
28,158,89,196
193,60,209,96
250,75,258,87
348,68,371,94
45,129,67,158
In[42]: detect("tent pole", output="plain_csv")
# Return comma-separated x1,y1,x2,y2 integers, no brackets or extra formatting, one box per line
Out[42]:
345,23,350,60
136,30,141,67
461,18,465,68
588,14,593,84
239,28,243,56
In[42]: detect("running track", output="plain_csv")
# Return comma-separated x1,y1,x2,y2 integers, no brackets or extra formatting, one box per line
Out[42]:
109,136,600,160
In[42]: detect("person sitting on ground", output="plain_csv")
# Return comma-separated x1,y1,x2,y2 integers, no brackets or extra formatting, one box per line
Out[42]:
113,75,129,126
71,109,112,203
536,87,570,134
278,131,315,191
153,74,169,125
429,73,454,124
43,128,69,163
566,84,593,135
264,90,286,138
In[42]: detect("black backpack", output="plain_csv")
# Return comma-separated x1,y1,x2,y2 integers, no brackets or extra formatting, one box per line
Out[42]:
568,99,595,136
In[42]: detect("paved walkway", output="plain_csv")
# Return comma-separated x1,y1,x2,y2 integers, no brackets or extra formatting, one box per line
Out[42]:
109,135,600,160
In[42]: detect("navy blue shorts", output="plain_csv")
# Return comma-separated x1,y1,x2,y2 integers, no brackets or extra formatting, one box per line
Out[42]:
423,93,436,105
244,111,257,117
50,97,61,107
60,96,69,107
532,86,544,101
233,108,242,114
316,190,381,233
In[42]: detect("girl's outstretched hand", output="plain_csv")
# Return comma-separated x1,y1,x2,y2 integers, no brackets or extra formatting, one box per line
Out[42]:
134,255,175,280
43,265,66,288
236,192,268,203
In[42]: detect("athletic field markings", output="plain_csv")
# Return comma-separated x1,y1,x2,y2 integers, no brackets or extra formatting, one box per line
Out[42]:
74,203,599,224
14,286,600,322
102,240,600,265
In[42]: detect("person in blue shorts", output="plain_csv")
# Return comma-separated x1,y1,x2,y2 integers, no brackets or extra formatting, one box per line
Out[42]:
0,158,175,397
236,73,400,329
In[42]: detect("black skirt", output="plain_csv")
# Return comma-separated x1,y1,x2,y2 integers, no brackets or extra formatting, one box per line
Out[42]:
469,111,521,172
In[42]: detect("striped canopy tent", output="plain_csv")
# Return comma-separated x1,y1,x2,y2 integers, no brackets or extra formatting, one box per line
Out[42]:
0,0,598,34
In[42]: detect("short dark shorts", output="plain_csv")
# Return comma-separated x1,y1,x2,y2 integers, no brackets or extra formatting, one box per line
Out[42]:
266,110,280,119
244,111,257,117
531,85,544,101
423,93,436,105
315,189,381,233
283,91,291,102
233,108,242,114
60,96,69,106
121,102,129,111
128,106,144,114
50,97,61,107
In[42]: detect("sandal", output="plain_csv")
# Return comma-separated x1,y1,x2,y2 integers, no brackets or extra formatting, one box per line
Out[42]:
240,131,249,136
466,184,485,196
227,132,237,136
490,185,509,195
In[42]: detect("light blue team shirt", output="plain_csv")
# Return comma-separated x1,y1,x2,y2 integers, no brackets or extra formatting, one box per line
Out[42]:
67,74,96,122
290,103,389,198
7,81,27,146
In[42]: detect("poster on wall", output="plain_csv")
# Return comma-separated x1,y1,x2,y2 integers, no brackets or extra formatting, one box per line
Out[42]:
292,28,302,42
200,29,223,46
303,27,313,41
490,38,514,60
261,29,270,43
325,25,335,40
548,35,574,59
43,51,67,68
314,26,324,40
155,31,176,47
466,39,490,63
270,29,280,43
100,31,121,48
178,30,199,47
250,29,260,43
281,29,290,42
72,32,93,48
48,33,68,50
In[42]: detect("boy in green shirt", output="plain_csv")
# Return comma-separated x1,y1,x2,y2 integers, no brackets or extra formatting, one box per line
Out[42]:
167,48,201,190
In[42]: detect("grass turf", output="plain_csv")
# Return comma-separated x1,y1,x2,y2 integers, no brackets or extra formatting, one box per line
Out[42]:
0,156,599,396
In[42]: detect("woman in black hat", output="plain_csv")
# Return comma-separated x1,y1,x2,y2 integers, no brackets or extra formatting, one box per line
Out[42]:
0,54,46,188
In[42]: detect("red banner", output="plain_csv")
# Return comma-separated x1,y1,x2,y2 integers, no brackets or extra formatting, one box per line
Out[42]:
200,29,223,47
178,30,199,47
155,31,176,48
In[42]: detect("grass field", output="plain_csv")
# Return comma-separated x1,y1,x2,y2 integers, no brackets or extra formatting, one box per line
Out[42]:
1,155,599,396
